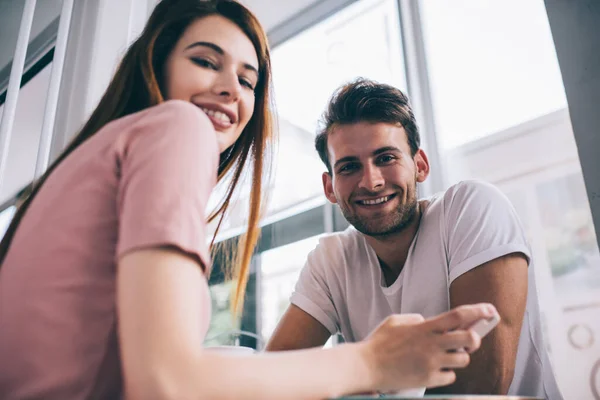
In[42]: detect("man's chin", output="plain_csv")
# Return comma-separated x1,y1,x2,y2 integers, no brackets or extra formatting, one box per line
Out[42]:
348,218,400,237
357,225,401,237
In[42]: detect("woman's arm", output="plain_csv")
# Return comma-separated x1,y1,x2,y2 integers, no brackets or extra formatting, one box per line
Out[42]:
117,248,497,400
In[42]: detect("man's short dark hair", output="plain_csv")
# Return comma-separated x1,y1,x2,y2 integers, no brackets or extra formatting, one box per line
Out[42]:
315,78,420,173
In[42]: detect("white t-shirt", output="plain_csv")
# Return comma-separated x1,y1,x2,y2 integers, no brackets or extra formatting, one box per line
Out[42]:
291,180,563,399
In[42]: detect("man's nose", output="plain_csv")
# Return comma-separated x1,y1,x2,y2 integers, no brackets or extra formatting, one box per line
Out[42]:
358,164,384,191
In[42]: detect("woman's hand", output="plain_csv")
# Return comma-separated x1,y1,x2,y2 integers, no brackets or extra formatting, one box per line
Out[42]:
358,303,499,393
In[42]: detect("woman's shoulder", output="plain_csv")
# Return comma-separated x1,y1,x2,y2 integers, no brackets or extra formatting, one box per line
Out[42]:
145,99,206,120
113,100,217,152
130,100,211,132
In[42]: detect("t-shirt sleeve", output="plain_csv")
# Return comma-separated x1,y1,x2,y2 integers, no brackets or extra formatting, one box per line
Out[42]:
290,241,340,335
444,180,531,283
116,100,219,272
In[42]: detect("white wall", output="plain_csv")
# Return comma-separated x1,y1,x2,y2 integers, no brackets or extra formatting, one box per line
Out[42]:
242,0,320,32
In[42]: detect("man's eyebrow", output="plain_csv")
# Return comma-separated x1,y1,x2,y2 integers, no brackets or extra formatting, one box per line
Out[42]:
372,146,402,156
333,156,359,169
185,41,259,76
333,146,403,169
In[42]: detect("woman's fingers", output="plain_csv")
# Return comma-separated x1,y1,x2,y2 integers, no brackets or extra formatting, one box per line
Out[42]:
439,351,471,369
386,313,425,326
428,370,457,389
423,303,498,333
438,330,481,353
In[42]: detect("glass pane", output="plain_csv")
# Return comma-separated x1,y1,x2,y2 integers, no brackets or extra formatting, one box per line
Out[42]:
0,1,26,92
207,0,406,237
421,0,567,149
537,174,600,306
500,172,600,400
269,0,406,215
260,235,324,341
0,62,52,202
204,280,240,346
0,0,61,203
420,1,598,397
0,205,16,238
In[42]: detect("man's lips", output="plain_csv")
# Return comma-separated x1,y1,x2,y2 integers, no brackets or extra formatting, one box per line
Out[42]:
355,193,397,206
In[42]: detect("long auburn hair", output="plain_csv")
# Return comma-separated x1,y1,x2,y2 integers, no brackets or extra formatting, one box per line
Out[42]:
0,0,273,314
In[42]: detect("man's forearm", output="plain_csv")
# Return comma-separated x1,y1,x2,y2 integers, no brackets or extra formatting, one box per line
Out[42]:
426,343,514,395
428,364,514,394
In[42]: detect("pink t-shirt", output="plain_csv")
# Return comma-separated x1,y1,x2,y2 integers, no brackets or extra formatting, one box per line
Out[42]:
0,100,219,399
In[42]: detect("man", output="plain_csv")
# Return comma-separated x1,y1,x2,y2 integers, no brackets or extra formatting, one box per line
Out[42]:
267,79,563,399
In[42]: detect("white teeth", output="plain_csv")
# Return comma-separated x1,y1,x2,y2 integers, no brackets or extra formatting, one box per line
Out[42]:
201,107,232,124
361,196,389,205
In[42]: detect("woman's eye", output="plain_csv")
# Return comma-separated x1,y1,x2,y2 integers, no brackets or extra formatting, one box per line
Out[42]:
239,78,255,90
191,58,217,70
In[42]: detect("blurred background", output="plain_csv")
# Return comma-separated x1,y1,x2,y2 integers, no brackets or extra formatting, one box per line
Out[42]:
0,0,598,398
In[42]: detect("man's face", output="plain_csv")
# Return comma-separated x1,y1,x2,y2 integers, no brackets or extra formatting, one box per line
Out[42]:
322,122,430,237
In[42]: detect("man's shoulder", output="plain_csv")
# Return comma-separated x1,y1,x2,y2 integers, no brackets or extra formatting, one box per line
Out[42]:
444,179,503,202
307,227,369,268
314,227,365,253
421,180,512,228
434,180,507,212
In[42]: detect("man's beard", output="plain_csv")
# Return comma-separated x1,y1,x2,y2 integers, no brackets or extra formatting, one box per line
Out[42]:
339,185,419,237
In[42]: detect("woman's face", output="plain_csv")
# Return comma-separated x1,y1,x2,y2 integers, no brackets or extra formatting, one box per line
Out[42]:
164,15,260,152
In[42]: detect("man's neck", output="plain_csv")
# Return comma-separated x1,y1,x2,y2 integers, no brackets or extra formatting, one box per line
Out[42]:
364,200,427,285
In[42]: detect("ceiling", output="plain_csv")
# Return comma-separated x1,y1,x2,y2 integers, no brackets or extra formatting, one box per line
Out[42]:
0,0,321,93
241,0,320,32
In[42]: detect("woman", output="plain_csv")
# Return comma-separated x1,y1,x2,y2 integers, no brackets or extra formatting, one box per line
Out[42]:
0,0,496,399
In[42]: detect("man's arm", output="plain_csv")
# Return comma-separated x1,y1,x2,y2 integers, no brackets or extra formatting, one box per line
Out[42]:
427,252,528,395
266,304,332,351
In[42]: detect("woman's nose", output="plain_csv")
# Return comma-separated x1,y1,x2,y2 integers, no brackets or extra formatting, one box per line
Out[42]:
213,70,241,102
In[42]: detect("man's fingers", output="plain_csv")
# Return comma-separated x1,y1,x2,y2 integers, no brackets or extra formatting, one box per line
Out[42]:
423,303,498,333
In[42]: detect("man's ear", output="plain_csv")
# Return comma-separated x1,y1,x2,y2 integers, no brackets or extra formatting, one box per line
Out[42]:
322,172,338,204
414,149,430,183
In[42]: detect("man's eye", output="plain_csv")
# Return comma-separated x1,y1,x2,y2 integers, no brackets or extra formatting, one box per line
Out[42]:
338,164,358,174
377,154,395,164
191,58,218,70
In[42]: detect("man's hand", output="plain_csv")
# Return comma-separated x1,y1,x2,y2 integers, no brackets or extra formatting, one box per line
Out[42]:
428,252,528,395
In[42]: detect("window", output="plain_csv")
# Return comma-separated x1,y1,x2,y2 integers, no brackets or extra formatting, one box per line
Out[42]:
420,0,567,149
260,235,323,341
209,0,407,237
0,63,52,203
420,1,598,397
0,205,15,238
204,281,240,346
0,0,62,203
